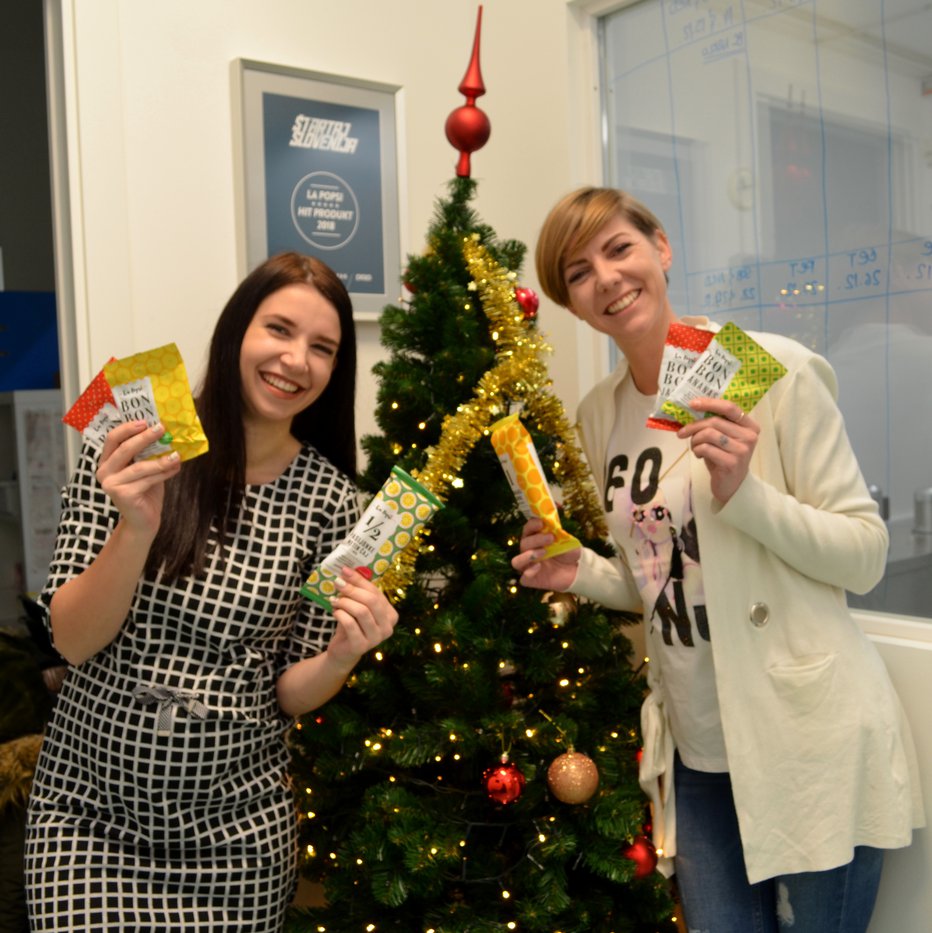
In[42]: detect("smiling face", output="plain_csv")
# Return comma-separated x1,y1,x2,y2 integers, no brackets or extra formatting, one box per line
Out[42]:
563,214,675,355
239,282,341,429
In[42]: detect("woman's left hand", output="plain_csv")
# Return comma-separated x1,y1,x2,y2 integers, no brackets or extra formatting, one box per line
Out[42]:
677,398,760,504
326,567,399,666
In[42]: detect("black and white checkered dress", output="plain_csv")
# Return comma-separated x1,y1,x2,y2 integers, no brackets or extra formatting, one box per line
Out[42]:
25,441,359,932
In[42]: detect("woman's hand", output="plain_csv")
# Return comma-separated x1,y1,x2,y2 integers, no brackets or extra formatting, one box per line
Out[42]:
48,420,181,665
277,568,400,717
677,398,760,503
96,421,182,537
511,517,581,592
326,567,399,667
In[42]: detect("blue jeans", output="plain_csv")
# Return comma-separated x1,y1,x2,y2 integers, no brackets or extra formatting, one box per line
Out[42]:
673,753,884,933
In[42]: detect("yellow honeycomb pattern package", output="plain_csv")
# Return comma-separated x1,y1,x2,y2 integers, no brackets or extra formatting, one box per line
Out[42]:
103,342,209,461
490,412,580,559
301,466,444,610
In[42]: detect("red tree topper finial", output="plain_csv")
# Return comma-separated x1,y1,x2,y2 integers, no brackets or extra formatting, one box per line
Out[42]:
445,5,491,178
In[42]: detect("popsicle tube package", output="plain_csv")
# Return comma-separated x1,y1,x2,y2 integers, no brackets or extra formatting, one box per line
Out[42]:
301,466,444,610
63,342,209,462
659,322,787,427
490,413,581,559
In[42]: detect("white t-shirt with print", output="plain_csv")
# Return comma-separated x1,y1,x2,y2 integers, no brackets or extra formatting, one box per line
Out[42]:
603,377,728,772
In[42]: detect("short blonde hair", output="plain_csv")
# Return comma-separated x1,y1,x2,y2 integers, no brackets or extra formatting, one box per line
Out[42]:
535,187,666,308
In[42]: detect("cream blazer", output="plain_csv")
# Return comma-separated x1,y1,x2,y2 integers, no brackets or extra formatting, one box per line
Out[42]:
570,318,925,884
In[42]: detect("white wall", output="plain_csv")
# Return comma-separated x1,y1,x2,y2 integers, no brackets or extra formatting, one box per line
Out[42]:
47,0,606,462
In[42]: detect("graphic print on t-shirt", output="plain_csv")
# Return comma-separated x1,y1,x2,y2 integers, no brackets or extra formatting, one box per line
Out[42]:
605,446,709,647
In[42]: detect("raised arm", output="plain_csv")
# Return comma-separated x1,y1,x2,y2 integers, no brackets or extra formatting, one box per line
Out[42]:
48,421,181,665
712,353,888,593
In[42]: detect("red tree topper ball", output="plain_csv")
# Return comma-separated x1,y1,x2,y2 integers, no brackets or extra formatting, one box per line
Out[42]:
445,6,491,178
483,755,526,805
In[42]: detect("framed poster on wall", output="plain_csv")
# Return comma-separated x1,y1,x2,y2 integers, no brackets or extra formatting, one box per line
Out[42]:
235,59,402,320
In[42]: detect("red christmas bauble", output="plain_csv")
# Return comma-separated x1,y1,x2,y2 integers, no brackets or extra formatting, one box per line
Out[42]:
623,834,658,878
514,286,539,320
499,680,515,708
445,104,491,156
483,757,526,805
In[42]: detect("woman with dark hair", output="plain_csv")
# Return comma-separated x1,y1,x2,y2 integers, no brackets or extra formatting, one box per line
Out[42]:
24,252,397,932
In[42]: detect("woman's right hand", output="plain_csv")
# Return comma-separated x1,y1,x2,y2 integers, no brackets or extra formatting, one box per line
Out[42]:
511,517,581,592
96,421,182,537
49,421,182,665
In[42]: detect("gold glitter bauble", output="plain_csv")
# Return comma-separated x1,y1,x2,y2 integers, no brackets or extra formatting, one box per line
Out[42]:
545,591,578,627
546,750,600,804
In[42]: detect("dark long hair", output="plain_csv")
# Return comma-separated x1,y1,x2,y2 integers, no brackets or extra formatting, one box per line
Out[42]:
147,252,357,580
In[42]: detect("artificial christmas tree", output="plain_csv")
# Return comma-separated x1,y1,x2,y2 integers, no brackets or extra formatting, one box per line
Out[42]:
285,10,678,933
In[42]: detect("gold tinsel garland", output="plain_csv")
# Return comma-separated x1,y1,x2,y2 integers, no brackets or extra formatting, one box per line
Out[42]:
379,234,607,600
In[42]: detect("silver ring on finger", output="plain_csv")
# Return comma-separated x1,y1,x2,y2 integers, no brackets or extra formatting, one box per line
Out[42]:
719,433,729,448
